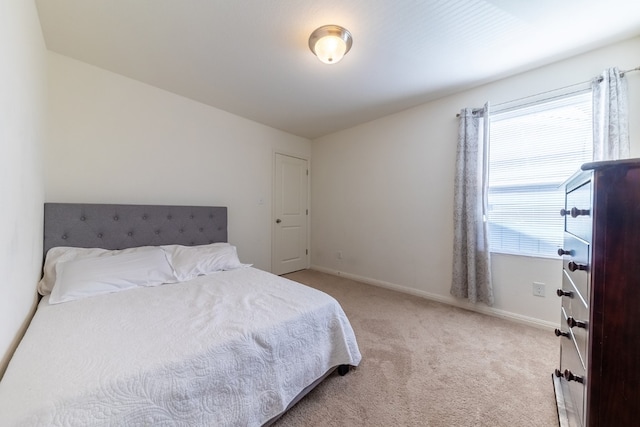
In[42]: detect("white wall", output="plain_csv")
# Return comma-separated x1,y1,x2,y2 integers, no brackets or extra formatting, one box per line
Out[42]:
45,52,311,271
0,1,47,376
311,36,640,328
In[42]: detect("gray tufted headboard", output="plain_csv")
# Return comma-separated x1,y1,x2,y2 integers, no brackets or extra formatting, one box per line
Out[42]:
44,203,228,257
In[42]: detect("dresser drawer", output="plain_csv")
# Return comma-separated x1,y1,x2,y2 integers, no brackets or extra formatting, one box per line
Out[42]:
559,330,586,425
561,271,589,364
561,234,590,304
564,180,592,242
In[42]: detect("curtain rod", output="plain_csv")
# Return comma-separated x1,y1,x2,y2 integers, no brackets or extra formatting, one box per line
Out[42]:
455,66,640,118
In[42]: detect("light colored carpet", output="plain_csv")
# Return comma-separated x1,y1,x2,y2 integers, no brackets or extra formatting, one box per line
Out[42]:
274,269,558,427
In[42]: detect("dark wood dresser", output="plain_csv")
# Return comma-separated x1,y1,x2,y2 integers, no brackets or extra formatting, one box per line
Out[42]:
553,159,640,427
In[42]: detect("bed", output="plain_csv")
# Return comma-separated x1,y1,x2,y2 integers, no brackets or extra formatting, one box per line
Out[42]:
0,203,361,426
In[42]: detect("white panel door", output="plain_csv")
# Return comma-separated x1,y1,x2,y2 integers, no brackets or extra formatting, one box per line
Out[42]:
273,153,308,275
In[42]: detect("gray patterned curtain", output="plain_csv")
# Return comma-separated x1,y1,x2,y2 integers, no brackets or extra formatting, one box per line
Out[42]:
451,105,494,306
593,67,630,161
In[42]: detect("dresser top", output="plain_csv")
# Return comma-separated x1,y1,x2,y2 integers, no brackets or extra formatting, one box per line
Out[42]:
581,157,640,171
561,158,640,188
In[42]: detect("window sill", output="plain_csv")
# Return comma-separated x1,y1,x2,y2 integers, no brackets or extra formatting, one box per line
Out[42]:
489,250,562,261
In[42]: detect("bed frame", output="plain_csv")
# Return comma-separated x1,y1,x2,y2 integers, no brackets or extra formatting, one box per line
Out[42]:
42,202,349,425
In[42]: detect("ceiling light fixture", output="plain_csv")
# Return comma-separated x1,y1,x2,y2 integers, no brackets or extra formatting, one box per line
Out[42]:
308,25,353,64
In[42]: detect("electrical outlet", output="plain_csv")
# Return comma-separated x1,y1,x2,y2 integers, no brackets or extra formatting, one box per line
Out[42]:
337,251,343,260
532,282,546,297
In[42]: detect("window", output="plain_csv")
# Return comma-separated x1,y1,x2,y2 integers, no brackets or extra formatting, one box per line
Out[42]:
487,91,593,258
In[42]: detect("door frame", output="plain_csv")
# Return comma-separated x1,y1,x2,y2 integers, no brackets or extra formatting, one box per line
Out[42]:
271,150,311,274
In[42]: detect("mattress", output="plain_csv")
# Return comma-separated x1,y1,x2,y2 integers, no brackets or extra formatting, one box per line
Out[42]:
0,267,361,426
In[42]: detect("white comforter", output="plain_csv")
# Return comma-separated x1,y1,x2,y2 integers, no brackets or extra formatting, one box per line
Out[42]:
0,267,361,426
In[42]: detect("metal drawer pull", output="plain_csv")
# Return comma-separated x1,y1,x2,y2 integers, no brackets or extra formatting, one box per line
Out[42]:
570,207,590,218
557,248,572,256
555,368,585,383
556,289,573,298
554,329,570,339
568,261,588,272
564,369,584,384
567,316,587,329
560,207,590,217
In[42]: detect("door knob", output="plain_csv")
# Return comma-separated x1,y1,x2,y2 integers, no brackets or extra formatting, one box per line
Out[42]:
276,219,282,223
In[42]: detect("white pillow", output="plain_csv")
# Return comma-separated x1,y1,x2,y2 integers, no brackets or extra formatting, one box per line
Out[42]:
163,243,245,281
160,242,230,257
49,247,177,305
39,245,175,295
39,247,111,295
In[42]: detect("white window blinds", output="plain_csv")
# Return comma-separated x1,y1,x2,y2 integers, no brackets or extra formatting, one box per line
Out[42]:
487,91,593,258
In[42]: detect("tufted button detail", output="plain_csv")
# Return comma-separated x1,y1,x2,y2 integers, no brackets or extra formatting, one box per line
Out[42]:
167,215,172,220
209,214,214,219
127,232,133,237
97,233,103,238
189,241,195,245
199,228,204,232
80,216,86,221
62,235,68,240
190,215,194,219
113,216,119,221
142,215,147,220
155,230,160,235
179,229,184,233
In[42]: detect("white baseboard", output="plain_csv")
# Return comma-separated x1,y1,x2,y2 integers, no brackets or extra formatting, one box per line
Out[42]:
310,265,558,331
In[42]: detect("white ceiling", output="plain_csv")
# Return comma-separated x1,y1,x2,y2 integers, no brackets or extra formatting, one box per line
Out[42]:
36,0,640,139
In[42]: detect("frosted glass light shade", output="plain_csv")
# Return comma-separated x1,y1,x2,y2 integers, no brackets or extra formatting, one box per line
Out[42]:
308,25,353,64
313,35,347,64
